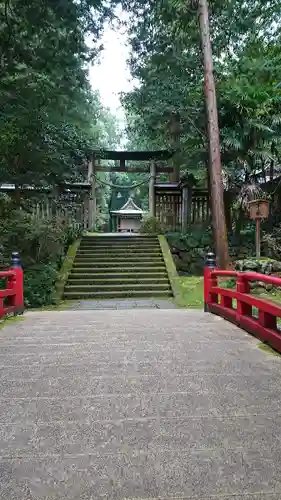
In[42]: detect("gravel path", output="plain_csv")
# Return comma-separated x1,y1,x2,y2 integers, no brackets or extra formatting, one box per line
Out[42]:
1,308,281,499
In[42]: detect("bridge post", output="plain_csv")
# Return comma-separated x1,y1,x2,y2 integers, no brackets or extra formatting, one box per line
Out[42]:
236,273,252,318
10,252,24,314
204,251,216,312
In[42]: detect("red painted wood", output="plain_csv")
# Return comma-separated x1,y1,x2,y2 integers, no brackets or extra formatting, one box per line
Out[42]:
204,267,212,305
0,268,24,320
211,270,238,278
0,271,15,279
205,269,281,353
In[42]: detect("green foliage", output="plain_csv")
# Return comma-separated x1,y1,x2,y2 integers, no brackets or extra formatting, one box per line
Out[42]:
178,276,204,309
0,0,118,186
235,258,281,275
0,0,124,307
167,228,213,251
235,257,281,295
0,195,83,307
224,278,236,290
262,225,281,261
122,0,281,209
167,227,258,275
139,215,165,234
24,265,58,308
0,205,81,268
167,229,213,275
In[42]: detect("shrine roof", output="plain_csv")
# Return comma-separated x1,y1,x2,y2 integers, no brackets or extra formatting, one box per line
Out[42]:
110,197,145,215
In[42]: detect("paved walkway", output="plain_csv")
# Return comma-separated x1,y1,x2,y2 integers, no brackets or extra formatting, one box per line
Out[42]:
68,298,177,310
1,309,281,499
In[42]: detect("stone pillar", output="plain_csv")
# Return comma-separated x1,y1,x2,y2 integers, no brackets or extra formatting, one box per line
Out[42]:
149,160,156,217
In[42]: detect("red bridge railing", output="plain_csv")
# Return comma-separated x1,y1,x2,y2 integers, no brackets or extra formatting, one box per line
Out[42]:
204,252,281,353
0,253,24,320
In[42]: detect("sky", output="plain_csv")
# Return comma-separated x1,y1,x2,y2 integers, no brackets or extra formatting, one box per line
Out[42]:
88,9,134,123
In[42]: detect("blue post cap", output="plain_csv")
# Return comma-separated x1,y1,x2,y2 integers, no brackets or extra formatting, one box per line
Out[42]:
11,252,21,268
205,251,216,268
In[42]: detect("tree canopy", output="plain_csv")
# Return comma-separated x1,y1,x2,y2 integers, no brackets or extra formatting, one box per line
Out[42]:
0,0,119,186
122,0,281,190
1,0,281,227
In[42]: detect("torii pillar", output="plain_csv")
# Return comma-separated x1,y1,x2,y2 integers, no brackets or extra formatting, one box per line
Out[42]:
149,159,156,216
87,155,96,231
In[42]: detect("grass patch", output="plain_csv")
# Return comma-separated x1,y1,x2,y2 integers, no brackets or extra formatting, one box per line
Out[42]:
252,288,281,305
0,315,25,329
251,289,281,328
177,275,281,311
178,276,204,308
258,342,281,358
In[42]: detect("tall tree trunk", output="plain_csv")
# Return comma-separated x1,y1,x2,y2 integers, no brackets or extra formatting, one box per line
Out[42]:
198,0,230,268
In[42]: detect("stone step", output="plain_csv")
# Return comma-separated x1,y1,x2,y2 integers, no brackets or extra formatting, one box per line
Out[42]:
69,270,168,279
75,253,162,261
78,249,160,255
79,247,160,252
74,254,164,261
72,262,166,270
81,238,157,245
72,259,165,273
64,235,172,301
72,259,165,269
64,289,173,299
78,245,160,251
65,283,171,293
81,237,158,242
67,277,170,286
78,245,160,252
82,233,157,240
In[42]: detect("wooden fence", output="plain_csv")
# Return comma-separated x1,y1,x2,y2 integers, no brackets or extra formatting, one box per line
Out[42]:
191,190,210,224
156,187,210,231
30,198,88,230
156,192,182,231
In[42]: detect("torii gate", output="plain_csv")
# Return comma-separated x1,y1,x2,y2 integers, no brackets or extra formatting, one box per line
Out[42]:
86,149,177,231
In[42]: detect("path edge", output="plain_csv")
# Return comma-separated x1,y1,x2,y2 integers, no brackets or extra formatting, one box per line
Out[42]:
53,239,81,305
158,235,183,306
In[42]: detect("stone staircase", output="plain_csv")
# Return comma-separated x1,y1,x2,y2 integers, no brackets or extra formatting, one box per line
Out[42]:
64,235,173,300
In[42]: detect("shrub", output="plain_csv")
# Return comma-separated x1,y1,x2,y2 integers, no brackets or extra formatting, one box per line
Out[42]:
0,197,83,307
1,212,63,266
235,258,281,274
167,229,213,275
234,258,281,293
24,264,58,308
262,225,281,260
139,215,165,234
1,211,82,266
